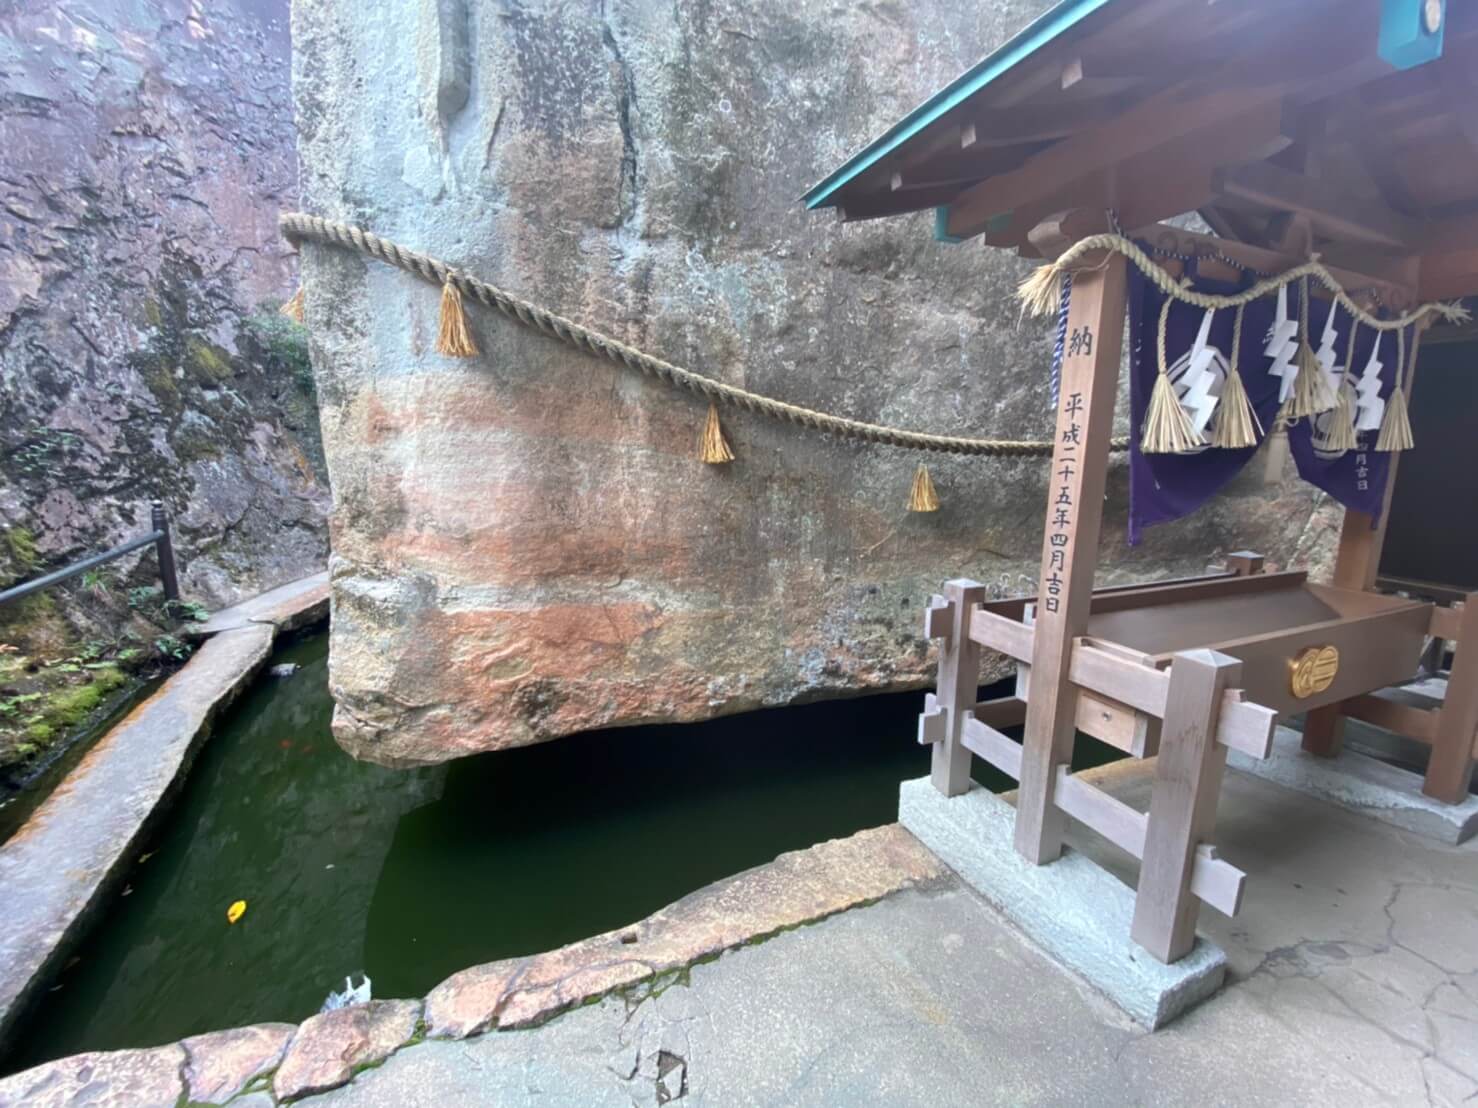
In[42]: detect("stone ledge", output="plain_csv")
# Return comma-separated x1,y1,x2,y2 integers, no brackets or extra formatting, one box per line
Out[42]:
1229,726,1478,845
190,571,330,638
0,823,941,1107
899,776,1227,1029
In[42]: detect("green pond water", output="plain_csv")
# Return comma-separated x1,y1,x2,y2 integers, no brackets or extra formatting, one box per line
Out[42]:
5,631,1119,1073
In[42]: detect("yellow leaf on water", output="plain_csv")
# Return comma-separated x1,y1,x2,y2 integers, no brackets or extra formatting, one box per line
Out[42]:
227,900,247,924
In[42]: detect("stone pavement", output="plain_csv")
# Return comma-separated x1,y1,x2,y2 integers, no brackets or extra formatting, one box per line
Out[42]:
5,757,1475,1105
304,762,1478,1106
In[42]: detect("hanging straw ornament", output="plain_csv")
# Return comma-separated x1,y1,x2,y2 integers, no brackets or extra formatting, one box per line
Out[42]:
1141,293,1206,454
907,463,941,512
1210,305,1262,449
1321,319,1360,455
1376,325,1415,452
280,287,306,324
697,401,734,464
1280,277,1337,423
434,276,479,357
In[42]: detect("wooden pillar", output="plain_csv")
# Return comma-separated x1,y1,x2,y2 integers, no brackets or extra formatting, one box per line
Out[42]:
1304,321,1425,757
929,579,987,797
1013,253,1128,864
1131,649,1241,963
1424,593,1478,803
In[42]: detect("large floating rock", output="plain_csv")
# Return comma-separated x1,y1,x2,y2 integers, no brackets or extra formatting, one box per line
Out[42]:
294,0,1339,765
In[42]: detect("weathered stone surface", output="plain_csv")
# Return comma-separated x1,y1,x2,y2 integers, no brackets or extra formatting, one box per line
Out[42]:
294,0,1339,765
0,624,274,1044
0,1,327,613
425,822,944,1037
272,999,421,1102
181,1021,295,1104
0,1043,185,1108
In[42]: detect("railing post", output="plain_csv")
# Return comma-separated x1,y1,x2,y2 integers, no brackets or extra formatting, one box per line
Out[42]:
922,579,987,797
152,500,180,604
1131,648,1241,963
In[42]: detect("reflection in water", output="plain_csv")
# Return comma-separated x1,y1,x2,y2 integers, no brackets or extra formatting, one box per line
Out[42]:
9,633,966,1070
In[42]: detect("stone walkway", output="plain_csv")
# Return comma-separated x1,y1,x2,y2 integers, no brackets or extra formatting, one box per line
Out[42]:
0,572,328,1046
5,755,1474,1106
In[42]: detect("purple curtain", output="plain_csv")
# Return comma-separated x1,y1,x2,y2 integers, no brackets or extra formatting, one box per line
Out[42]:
1126,255,1404,545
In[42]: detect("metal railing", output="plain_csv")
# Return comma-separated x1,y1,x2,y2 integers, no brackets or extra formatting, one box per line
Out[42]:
0,501,179,609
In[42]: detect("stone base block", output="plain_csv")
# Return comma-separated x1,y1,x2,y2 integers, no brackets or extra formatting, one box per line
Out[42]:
898,777,1226,1030
1229,726,1478,845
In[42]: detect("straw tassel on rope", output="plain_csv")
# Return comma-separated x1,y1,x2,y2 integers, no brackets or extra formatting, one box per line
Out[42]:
435,276,479,358
1281,278,1337,422
1140,294,1205,454
280,286,305,324
1376,326,1415,452
907,463,940,512
1210,306,1262,450
1321,319,1360,455
698,401,734,464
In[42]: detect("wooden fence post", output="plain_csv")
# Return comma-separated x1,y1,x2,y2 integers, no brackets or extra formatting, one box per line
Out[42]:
1013,251,1128,864
1131,648,1242,963
1424,593,1478,803
926,579,987,797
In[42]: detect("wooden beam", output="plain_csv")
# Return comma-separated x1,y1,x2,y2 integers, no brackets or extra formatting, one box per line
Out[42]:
838,184,961,223
946,11,1380,240
1052,767,1246,917
1013,252,1128,865
1132,650,1242,962
969,607,1034,664
1340,692,1440,744
1425,592,1478,803
928,580,987,797
973,695,1028,731
960,99,1125,150
1213,161,1420,250
961,713,1023,781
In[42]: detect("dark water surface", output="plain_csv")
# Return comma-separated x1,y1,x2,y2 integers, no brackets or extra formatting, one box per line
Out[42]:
6,632,1118,1072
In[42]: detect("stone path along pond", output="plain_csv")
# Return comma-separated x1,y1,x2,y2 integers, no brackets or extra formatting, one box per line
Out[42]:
2,631,1128,1074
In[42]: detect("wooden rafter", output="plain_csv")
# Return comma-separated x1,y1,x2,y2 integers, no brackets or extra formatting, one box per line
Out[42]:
1212,162,1420,250
945,8,1381,240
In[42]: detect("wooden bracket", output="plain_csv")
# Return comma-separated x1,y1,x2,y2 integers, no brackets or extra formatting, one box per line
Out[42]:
923,594,953,642
917,692,947,746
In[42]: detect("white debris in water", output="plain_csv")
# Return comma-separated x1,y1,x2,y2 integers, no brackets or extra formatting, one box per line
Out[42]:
320,973,372,1012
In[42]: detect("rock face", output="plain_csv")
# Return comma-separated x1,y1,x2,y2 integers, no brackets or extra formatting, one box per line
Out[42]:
294,0,1339,766
0,1,327,608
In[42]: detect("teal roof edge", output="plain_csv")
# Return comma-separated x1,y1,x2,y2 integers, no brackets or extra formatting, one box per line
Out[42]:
801,0,1120,211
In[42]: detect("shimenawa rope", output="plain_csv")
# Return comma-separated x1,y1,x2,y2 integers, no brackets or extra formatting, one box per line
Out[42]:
279,212,1128,459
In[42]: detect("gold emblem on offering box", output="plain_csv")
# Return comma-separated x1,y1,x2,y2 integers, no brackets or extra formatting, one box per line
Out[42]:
1289,645,1340,699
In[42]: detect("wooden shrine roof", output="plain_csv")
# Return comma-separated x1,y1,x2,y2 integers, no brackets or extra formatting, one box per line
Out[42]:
802,0,1478,300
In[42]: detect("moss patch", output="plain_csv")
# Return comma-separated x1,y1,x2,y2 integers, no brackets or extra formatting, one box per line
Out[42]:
186,336,234,384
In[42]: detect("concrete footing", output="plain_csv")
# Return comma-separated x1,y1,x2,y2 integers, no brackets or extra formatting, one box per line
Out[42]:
898,777,1226,1029
1229,725,1478,845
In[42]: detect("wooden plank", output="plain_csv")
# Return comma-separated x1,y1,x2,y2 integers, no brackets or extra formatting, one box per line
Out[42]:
1052,767,1245,916
973,696,1028,731
1307,322,1428,755
1131,650,1242,963
839,184,962,223
1085,570,1306,616
960,100,1126,149
968,607,1035,663
1134,224,1417,309
1431,602,1465,641
1425,591,1478,803
1213,161,1420,249
1341,692,1439,744
946,11,1377,240
1068,641,1274,758
930,580,987,797
961,714,1022,781
1013,253,1128,865
1075,688,1158,758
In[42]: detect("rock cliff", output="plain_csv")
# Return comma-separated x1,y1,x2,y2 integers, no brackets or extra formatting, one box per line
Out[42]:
0,0,327,608
294,0,1338,766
